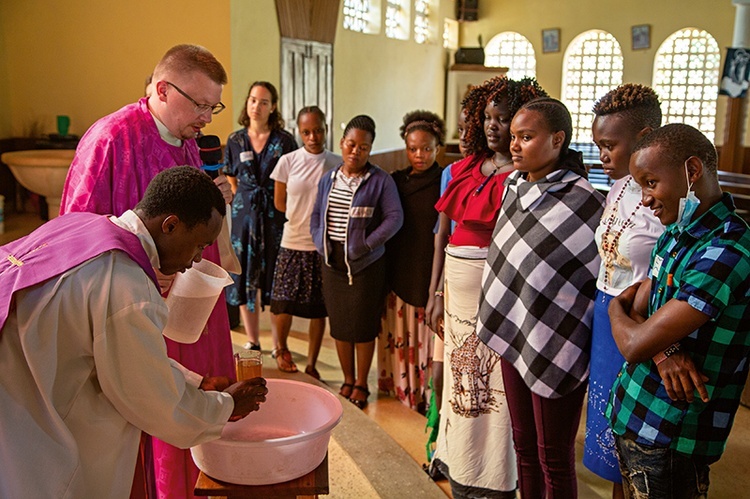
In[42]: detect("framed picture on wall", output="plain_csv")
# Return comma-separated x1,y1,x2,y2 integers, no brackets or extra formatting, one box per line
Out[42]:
632,24,651,50
542,28,560,53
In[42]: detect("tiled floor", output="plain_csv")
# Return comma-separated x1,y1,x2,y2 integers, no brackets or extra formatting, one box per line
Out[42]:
5,209,750,497
242,305,750,498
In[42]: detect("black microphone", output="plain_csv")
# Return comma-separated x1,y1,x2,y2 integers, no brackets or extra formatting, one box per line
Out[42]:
197,135,224,179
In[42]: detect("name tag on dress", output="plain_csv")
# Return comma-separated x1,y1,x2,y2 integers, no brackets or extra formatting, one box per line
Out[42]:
350,206,374,218
651,255,663,277
240,151,254,163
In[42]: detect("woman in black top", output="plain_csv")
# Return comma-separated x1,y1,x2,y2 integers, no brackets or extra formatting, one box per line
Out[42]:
379,110,446,413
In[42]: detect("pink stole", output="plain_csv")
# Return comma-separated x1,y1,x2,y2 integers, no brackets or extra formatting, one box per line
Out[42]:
0,212,158,334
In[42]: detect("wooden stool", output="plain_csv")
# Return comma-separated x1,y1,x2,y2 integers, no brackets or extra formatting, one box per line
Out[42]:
194,454,329,498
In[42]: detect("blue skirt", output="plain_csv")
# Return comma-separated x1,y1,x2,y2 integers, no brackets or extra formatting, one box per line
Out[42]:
583,290,625,483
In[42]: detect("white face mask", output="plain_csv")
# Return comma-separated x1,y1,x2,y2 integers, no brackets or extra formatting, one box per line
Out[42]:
676,161,700,230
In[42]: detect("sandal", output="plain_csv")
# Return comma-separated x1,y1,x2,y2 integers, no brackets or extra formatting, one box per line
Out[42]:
349,385,370,410
271,347,298,373
304,365,321,380
243,341,261,351
339,383,354,399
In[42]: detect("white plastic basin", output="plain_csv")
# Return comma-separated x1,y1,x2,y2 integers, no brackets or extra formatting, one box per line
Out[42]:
191,378,343,485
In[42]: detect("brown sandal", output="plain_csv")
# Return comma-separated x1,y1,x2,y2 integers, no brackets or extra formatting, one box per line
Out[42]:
349,385,370,410
339,383,354,399
271,347,298,373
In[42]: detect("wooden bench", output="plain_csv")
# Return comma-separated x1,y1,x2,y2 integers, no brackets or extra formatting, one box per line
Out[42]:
717,170,750,222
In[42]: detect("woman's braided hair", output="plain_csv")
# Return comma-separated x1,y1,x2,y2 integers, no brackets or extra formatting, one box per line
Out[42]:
462,75,548,156
399,110,446,146
519,97,574,155
343,114,376,141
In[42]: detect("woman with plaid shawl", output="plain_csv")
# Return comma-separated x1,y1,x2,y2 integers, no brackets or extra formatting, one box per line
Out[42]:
476,98,605,497
428,77,547,499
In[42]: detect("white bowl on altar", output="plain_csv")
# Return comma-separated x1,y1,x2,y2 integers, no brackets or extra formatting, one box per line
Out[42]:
190,378,343,485
1,149,75,219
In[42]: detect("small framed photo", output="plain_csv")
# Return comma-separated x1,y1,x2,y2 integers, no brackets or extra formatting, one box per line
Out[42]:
542,28,560,53
632,24,651,50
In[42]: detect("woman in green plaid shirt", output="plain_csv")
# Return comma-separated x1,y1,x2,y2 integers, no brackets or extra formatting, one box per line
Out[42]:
607,124,750,497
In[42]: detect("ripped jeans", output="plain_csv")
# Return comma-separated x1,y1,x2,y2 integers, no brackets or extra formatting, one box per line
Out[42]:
614,435,710,498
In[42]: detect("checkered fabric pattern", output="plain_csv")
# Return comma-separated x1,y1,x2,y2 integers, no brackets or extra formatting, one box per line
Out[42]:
608,193,750,462
476,169,605,398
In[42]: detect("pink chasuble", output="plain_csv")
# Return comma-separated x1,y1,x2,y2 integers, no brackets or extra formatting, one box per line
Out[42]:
61,98,234,498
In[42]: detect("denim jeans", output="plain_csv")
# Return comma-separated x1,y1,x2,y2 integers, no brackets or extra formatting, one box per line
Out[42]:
614,435,710,498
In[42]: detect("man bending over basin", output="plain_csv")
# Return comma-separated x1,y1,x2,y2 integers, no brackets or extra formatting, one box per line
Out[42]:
0,167,267,498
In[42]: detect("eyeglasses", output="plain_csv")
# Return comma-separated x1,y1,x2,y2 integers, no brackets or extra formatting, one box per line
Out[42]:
166,81,225,115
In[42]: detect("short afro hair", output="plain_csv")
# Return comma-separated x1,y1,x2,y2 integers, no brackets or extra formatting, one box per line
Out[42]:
593,84,662,133
136,166,225,228
632,123,717,175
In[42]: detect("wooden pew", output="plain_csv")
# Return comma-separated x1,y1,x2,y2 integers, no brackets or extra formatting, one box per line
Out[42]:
717,171,750,222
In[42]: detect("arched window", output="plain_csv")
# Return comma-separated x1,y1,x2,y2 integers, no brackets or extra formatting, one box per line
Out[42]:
385,0,410,40
343,0,381,34
562,30,624,143
484,32,536,80
653,28,720,143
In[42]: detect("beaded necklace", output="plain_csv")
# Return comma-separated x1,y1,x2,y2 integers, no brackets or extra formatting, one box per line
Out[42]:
474,157,513,196
600,177,642,290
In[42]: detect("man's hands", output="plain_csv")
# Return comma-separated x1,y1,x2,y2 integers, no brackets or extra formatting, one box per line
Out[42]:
214,175,234,205
655,352,710,403
199,376,232,392
225,377,268,421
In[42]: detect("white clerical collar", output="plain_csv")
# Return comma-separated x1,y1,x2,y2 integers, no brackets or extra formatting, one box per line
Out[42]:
110,210,161,270
149,110,183,147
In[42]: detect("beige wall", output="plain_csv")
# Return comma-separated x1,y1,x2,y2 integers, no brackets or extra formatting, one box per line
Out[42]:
331,1,451,152
230,0,451,153
0,0,742,148
229,0,281,134
459,0,739,144
0,1,9,138
0,0,234,140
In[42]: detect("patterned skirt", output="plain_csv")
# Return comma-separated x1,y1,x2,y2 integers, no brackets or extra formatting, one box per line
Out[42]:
378,293,433,413
583,290,625,483
270,247,327,318
432,253,517,495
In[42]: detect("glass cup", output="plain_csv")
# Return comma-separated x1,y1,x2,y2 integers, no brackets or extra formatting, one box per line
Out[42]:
235,350,263,381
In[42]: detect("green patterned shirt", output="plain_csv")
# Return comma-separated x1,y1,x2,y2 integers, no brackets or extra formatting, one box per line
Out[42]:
607,193,750,462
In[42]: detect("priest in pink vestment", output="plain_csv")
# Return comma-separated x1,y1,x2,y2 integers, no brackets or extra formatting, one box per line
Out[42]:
60,44,234,499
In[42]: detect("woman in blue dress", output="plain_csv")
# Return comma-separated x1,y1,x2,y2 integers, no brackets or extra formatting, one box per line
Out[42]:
584,84,663,499
225,81,297,362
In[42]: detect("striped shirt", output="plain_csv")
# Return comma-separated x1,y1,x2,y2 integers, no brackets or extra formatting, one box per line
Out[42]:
607,193,750,462
327,173,362,242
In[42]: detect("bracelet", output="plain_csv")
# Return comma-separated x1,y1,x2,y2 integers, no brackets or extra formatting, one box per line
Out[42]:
653,342,681,365
434,290,444,297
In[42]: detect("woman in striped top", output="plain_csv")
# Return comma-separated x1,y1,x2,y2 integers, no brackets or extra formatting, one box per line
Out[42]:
311,115,403,409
